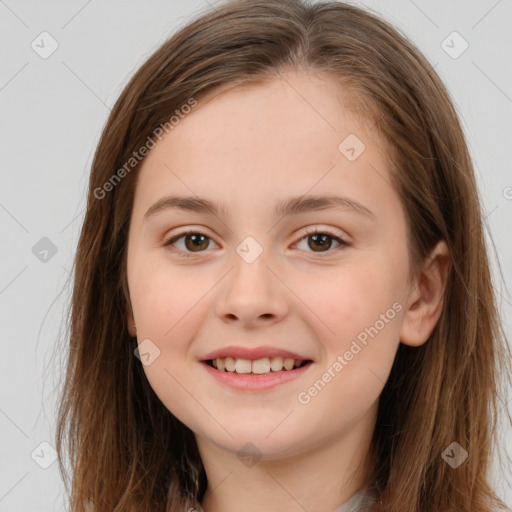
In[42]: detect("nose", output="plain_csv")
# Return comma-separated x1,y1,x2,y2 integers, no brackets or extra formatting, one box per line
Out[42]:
215,248,289,327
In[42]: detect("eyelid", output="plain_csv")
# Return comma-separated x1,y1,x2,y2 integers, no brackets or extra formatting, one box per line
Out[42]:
293,226,349,254
163,225,350,257
163,228,220,257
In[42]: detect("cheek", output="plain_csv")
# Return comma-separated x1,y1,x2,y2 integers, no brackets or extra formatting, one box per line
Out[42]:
293,256,405,390
129,254,209,339
302,261,401,335
128,258,212,423
297,265,403,415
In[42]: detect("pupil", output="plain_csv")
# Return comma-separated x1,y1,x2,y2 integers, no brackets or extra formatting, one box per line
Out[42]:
309,234,331,251
186,234,208,251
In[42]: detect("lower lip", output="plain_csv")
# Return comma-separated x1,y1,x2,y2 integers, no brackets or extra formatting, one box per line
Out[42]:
201,361,313,391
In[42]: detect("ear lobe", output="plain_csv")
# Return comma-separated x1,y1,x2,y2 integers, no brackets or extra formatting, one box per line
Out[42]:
126,303,137,337
400,240,451,347
128,320,137,338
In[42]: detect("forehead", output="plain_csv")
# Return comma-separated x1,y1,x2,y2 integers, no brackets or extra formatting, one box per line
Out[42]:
132,71,395,221
180,71,374,150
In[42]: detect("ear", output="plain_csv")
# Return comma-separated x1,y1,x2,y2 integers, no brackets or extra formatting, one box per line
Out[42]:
400,240,451,347
126,302,137,338
122,276,137,337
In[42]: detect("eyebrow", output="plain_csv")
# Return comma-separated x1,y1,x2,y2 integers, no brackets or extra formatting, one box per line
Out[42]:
143,194,376,221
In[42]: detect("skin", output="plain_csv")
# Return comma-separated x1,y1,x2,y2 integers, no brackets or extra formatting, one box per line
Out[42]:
126,69,450,512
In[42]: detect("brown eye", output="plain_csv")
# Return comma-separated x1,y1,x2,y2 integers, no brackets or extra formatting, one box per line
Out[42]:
164,231,216,255
307,233,336,252
183,233,210,251
296,228,348,254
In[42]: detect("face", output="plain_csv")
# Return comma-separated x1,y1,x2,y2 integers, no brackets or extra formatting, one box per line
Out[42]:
126,70,413,461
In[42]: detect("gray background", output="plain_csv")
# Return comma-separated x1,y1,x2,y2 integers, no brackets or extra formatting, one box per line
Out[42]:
0,0,511,510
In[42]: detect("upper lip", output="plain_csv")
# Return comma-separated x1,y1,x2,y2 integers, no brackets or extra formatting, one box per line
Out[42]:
201,345,313,362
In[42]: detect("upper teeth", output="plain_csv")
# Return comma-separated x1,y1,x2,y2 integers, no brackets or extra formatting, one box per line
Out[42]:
212,357,305,374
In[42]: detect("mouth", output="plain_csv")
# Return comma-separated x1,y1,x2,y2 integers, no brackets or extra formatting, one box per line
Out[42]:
203,356,314,375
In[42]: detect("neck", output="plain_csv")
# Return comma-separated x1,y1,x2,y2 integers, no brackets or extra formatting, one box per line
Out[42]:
196,404,377,512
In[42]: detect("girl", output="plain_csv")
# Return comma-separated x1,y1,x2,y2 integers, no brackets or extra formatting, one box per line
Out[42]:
55,1,512,511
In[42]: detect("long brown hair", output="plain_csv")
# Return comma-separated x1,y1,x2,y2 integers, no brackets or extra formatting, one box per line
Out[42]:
54,0,512,510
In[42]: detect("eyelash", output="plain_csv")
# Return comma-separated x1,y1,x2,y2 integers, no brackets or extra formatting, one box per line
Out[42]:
163,227,349,258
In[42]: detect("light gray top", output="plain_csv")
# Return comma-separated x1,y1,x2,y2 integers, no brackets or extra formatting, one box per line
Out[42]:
334,482,379,512
196,481,379,512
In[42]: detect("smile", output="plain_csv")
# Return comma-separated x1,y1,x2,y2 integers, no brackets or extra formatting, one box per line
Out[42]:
202,358,314,391
207,356,311,375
